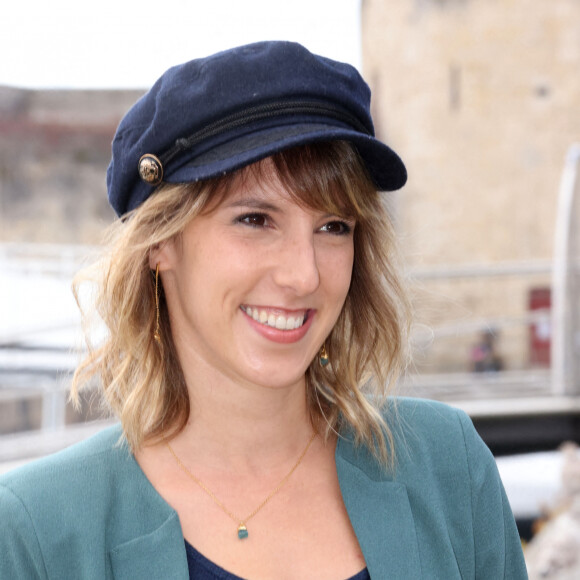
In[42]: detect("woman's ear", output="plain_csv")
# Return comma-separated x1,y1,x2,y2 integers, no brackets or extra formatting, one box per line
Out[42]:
148,240,175,271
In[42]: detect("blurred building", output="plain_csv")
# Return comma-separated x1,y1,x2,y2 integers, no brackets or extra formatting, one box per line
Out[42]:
0,86,141,243
362,0,580,372
0,88,142,435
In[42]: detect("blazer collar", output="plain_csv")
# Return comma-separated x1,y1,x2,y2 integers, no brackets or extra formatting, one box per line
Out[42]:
336,436,422,579
107,445,190,580
109,511,189,579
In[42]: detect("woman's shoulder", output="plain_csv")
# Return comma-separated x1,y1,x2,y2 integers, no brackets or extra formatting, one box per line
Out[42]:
0,425,184,578
391,395,471,429
337,400,527,577
389,396,480,445
0,423,141,523
337,397,492,478
390,397,491,468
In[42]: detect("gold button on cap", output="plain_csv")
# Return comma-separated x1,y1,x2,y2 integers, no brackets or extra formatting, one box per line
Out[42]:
138,154,164,186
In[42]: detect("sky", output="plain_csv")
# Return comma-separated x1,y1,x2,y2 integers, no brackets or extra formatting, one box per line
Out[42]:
3,0,361,89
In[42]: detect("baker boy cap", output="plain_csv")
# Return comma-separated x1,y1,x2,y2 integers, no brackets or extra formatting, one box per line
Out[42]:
107,41,407,217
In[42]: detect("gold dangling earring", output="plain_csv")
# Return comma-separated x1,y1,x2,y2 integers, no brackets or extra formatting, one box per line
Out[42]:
319,343,329,367
153,263,161,344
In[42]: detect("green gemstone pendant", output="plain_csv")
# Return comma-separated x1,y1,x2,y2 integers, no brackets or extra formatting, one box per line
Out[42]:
237,524,248,539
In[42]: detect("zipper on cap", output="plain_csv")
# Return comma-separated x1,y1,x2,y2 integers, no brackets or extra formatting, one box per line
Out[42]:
160,99,371,166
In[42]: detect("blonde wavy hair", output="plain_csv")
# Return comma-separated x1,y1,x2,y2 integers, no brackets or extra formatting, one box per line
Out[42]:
72,141,410,465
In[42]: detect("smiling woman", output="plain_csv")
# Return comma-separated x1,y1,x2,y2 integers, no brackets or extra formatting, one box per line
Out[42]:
0,42,527,579
79,142,405,467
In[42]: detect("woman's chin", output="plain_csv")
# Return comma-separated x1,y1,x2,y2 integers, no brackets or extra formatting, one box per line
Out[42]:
236,358,313,391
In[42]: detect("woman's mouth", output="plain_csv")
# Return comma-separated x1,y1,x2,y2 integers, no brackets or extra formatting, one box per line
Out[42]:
240,305,309,330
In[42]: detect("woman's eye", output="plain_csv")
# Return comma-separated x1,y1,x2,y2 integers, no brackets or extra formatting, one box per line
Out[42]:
320,220,352,235
238,213,268,227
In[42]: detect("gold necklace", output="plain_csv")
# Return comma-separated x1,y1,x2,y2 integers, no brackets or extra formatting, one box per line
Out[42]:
166,432,317,540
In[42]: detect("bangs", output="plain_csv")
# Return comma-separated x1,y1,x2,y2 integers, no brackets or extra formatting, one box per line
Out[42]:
247,141,378,221
192,141,379,221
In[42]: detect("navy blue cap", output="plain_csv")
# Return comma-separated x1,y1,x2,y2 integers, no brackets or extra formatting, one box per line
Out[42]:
107,41,407,216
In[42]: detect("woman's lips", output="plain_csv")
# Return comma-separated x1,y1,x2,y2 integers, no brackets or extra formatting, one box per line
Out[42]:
240,305,314,344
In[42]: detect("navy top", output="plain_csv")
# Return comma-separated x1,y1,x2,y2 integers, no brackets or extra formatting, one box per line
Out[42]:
185,540,370,580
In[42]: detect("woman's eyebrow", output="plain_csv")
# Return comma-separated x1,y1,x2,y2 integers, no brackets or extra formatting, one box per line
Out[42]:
323,211,356,220
225,198,281,212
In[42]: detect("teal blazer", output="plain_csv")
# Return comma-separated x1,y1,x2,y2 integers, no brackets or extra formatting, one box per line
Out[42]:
0,399,528,579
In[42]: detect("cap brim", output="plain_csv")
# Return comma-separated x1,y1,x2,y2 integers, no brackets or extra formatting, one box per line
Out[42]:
166,123,407,191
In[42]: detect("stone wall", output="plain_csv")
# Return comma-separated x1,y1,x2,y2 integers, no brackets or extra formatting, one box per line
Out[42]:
362,0,580,370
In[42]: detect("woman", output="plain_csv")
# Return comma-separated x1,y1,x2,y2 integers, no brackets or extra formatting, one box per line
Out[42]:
0,42,527,579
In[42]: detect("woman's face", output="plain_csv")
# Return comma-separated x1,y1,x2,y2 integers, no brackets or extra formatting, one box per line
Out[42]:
155,161,355,391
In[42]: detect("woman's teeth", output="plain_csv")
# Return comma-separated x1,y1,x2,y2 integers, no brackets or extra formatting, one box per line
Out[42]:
243,306,306,330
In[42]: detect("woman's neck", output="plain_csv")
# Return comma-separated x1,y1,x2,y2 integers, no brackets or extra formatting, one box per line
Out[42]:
168,365,315,472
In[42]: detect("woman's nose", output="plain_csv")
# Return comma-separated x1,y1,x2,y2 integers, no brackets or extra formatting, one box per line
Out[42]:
272,232,320,295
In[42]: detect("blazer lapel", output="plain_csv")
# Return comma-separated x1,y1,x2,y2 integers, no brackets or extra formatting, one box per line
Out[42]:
336,438,422,579
109,511,189,579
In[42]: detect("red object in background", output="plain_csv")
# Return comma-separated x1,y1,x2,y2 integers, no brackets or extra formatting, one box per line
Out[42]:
529,287,551,366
